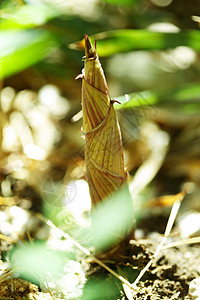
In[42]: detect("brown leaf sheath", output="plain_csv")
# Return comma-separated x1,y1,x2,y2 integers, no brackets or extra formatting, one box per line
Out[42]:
82,35,127,205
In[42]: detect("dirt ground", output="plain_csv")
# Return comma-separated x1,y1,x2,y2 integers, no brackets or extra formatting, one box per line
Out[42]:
127,239,200,299
78,206,200,300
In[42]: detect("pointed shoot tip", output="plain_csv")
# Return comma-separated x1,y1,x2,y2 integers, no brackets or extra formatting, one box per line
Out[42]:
84,34,96,59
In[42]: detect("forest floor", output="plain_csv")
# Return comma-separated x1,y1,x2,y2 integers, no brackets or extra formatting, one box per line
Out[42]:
0,203,200,300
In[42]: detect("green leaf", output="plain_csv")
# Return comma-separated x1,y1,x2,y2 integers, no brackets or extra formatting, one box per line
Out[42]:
91,183,134,251
101,0,137,5
11,241,66,282
114,82,200,114
115,91,158,109
72,29,200,56
0,29,59,79
0,3,60,29
81,276,121,300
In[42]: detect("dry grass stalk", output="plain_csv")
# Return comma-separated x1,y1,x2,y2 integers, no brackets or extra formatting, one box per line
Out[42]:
131,187,187,289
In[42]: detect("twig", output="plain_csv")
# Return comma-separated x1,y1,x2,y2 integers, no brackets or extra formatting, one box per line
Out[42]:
164,236,200,249
37,214,137,291
132,198,182,288
0,269,15,284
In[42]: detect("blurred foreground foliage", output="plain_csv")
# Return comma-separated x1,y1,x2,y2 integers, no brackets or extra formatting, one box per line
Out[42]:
0,0,200,299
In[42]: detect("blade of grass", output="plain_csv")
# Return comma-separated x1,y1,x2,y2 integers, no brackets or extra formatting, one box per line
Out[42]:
70,29,200,56
114,82,200,114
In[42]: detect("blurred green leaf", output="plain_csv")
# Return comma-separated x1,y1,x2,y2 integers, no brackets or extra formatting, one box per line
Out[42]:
114,82,200,114
101,0,136,5
115,91,158,109
11,241,66,282
81,276,121,300
0,29,59,79
0,3,60,29
72,29,200,56
91,183,134,252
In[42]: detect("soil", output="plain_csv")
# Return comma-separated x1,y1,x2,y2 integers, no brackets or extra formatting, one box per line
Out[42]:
81,212,200,300
126,239,200,299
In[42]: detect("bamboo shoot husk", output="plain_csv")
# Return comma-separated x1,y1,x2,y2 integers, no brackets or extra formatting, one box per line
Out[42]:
81,35,127,205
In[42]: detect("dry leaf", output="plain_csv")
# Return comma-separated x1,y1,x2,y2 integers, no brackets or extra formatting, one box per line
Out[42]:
147,184,190,208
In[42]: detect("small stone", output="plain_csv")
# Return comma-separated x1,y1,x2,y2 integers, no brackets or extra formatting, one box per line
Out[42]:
189,278,200,299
